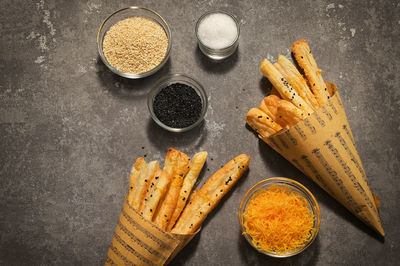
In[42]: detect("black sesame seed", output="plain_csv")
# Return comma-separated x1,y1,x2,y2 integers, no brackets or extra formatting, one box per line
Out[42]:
182,197,186,201
155,176,159,180
267,117,270,120
144,154,147,158
164,215,167,217
301,56,303,58
150,209,152,212
327,96,330,99
258,115,262,118
141,146,144,149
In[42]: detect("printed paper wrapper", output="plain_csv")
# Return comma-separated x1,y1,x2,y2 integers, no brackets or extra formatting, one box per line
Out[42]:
105,197,198,266
262,83,384,236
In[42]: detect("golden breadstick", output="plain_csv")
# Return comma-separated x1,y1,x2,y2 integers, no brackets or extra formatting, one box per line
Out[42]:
277,100,304,127
259,97,276,120
140,169,171,221
291,40,329,106
260,95,289,127
275,55,319,110
154,149,190,230
260,59,314,115
167,151,208,231
172,154,250,234
127,158,146,206
131,161,151,209
246,108,283,138
135,160,160,210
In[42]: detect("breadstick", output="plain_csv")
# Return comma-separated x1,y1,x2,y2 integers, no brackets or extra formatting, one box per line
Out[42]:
131,161,151,209
134,160,160,210
260,59,314,115
277,100,304,127
291,40,329,106
172,154,250,234
167,151,208,231
127,158,147,206
154,149,190,230
259,97,277,120
246,108,283,138
260,95,289,127
275,55,319,110
140,169,171,221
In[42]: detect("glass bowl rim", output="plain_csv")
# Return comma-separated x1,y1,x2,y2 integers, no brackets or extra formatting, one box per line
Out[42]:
147,73,208,132
238,177,321,258
96,6,172,79
195,10,240,52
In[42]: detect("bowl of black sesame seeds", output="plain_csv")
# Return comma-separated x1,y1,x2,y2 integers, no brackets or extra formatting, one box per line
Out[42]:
148,74,208,132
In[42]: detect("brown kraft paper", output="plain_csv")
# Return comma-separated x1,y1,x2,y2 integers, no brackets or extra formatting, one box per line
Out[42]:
262,83,384,236
105,197,198,266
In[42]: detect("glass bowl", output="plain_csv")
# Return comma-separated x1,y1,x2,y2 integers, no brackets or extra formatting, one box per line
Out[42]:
238,177,320,258
97,6,172,79
195,10,240,60
147,74,208,132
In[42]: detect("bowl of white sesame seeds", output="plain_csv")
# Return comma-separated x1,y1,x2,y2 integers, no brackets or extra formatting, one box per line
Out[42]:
97,6,172,79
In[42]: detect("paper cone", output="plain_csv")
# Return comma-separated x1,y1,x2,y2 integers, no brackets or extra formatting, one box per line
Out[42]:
105,197,198,266
262,83,384,236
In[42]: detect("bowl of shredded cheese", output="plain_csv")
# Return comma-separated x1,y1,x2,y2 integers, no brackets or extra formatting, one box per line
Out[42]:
97,7,172,79
238,177,320,257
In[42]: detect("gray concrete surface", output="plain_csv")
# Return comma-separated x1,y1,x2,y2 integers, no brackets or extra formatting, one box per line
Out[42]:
1,0,399,265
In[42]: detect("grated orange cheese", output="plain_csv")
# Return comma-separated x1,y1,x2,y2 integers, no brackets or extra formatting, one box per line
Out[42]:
243,184,315,254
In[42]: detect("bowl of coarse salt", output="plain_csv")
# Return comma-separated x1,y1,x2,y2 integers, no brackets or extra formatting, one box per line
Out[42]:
195,10,240,60
97,6,172,79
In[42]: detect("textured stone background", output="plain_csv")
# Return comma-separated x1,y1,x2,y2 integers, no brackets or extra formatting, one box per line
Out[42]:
1,0,399,265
